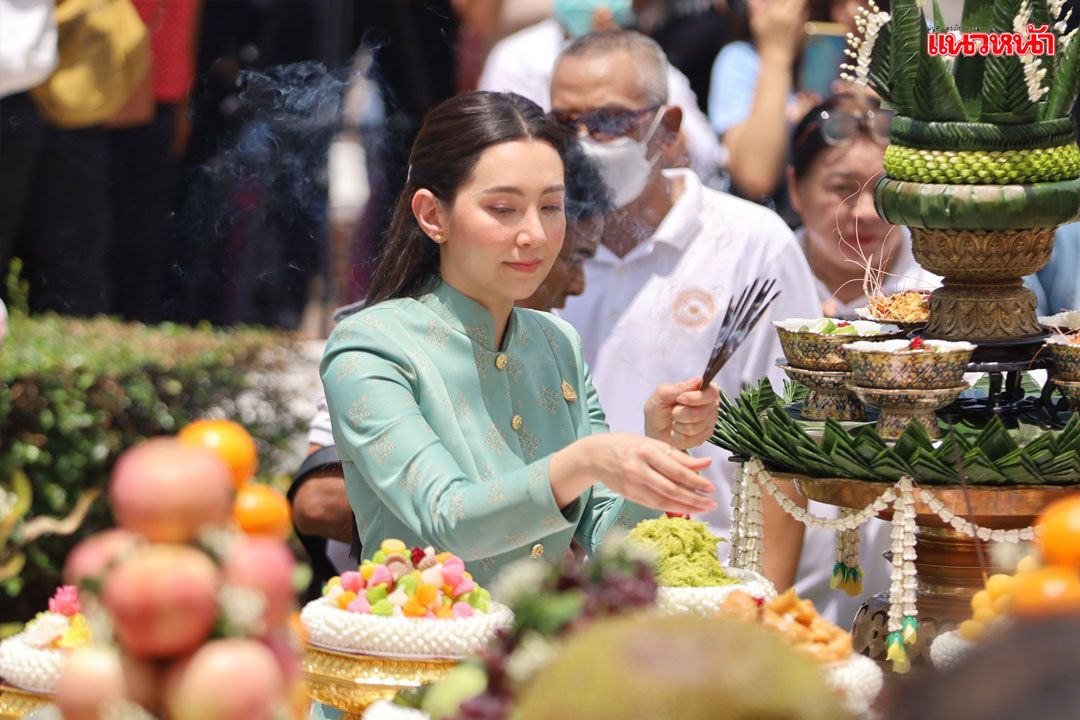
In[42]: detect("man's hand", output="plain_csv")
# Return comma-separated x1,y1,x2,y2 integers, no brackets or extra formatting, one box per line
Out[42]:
292,458,353,543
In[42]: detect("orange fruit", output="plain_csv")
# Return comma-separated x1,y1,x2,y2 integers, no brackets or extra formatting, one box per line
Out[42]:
178,419,258,487
232,483,292,539
1010,566,1080,618
1035,494,1080,568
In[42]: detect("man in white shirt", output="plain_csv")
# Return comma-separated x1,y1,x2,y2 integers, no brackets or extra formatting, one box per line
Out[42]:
551,31,860,621
478,13,727,181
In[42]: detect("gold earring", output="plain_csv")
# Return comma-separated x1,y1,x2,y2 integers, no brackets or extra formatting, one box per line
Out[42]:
432,233,445,244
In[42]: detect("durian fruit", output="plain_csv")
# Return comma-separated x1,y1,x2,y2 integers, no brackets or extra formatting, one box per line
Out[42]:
514,614,848,720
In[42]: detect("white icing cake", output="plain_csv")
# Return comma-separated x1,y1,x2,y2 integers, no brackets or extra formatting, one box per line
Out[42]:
655,567,778,616
0,633,67,694
301,598,512,659
821,654,884,719
929,629,976,670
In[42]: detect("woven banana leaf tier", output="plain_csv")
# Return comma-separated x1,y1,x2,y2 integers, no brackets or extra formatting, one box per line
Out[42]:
876,118,1080,343
0,685,51,719
302,645,456,718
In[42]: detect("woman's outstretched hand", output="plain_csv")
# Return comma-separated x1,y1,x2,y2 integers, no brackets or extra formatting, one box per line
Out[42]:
644,378,722,450
551,433,717,514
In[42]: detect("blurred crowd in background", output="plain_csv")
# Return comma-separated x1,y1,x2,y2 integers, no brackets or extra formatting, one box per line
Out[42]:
1,0,1078,332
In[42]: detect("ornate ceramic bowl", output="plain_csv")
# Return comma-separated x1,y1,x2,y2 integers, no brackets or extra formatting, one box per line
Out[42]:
1053,378,1080,411
302,646,456,718
777,361,864,421
847,383,968,440
773,319,904,372
1046,336,1080,381
842,339,976,390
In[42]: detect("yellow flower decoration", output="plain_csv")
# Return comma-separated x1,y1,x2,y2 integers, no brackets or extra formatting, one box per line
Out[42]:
57,614,91,649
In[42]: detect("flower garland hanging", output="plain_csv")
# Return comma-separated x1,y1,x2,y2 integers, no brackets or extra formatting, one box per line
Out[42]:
729,458,1038,673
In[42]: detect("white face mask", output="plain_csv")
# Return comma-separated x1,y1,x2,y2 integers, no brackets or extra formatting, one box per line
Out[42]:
578,109,664,209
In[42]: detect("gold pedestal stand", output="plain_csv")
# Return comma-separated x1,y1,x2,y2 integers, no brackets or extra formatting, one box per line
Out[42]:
302,646,457,718
795,476,1072,667
0,686,51,719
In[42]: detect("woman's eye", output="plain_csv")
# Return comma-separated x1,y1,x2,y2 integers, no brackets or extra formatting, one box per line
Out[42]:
542,204,564,213
489,206,516,215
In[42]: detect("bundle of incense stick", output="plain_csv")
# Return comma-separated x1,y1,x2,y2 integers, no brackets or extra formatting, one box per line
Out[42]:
701,278,780,388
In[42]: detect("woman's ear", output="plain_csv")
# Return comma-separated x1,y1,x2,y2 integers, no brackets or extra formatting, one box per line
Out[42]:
411,189,447,242
785,165,803,216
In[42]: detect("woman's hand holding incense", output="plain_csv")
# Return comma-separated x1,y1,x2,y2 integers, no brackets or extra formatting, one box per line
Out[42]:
549,434,717,515
644,378,722,450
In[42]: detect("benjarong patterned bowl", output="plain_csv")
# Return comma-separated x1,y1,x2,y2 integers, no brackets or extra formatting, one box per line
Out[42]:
777,361,864,421
847,384,967,440
1054,378,1080,411
1046,337,1080,381
843,339,976,390
302,645,456,718
773,319,905,372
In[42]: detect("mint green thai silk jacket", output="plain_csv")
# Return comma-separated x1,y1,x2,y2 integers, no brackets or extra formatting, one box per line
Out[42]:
320,280,655,584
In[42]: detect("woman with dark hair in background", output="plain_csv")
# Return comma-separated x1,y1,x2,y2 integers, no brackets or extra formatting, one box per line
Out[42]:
319,91,722,595
788,93,938,318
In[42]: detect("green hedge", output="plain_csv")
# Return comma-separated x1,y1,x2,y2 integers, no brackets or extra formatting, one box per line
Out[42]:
1,307,308,622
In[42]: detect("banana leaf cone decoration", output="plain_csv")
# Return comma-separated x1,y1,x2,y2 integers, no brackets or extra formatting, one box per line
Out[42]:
843,0,1080,341
829,562,865,596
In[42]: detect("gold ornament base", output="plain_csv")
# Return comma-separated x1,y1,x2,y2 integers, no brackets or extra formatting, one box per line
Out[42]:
911,227,1054,342
0,685,51,719
302,645,456,716
925,279,1042,341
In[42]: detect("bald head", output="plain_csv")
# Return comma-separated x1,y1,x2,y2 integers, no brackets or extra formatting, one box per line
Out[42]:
554,30,669,107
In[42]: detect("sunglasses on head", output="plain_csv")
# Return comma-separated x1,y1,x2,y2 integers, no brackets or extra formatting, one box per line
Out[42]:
795,107,894,149
551,104,662,140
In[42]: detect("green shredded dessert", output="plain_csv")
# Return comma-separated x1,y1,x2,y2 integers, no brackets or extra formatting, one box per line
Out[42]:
627,517,736,588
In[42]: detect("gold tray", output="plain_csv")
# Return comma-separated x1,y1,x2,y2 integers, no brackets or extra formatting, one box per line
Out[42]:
789,474,1073,527
302,645,456,716
0,685,51,719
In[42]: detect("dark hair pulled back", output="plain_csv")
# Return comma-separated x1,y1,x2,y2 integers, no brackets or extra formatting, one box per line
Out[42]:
365,91,571,306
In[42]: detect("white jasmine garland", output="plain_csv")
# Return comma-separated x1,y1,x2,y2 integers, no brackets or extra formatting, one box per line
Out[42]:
1014,1,1050,103
841,2,890,88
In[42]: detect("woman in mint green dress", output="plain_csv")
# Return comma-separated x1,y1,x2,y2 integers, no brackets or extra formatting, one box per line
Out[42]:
320,91,721,587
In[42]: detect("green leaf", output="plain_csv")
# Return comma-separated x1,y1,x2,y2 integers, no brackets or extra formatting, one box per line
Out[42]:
1044,33,1080,119
974,417,1021,461
869,20,893,102
931,0,946,30
961,448,1010,484
914,11,968,120
953,0,997,112
980,0,1038,122
911,449,960,484
890,0,923,113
